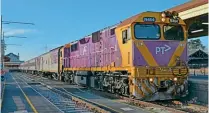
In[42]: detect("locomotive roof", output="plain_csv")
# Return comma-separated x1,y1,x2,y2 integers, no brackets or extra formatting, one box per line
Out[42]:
64,23,119,47
50,46,63,52
117,11,164,28
117,11,185,27
39,45,63,56
117,13,140,28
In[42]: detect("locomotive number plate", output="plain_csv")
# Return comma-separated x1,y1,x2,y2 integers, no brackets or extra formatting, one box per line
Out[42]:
159,67,171,72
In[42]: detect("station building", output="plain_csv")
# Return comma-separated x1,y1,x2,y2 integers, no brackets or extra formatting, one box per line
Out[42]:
4,53,24,72
188,49,208,75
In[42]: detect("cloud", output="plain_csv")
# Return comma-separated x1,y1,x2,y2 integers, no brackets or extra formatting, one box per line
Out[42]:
4,28,37,36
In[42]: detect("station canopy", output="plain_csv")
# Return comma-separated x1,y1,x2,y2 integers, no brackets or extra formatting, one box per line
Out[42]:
167,0,208,39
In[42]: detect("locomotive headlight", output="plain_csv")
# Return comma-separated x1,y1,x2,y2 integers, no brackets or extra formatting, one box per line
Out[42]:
161,18,166,22
172,11,179,17
161,12,166,17
149,78,153,82
174,77,178,81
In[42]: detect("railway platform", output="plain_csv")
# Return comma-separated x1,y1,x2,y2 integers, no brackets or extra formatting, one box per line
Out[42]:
1,73,62,113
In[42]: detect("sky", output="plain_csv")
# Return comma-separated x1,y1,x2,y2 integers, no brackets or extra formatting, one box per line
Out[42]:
2,0,208,61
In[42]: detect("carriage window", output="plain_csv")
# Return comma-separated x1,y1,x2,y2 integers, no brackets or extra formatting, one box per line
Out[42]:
134,24,160,39
164,25,184,41
71,43,78,52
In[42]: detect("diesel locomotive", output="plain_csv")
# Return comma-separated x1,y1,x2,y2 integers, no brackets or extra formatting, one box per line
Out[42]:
20,11,189,101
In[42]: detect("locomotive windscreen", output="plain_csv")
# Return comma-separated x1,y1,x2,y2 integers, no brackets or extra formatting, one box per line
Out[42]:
164,25,184,41
134,24,160,39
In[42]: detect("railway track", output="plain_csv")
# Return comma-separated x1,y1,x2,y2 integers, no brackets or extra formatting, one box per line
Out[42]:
13,73,112,113
15,72,208,113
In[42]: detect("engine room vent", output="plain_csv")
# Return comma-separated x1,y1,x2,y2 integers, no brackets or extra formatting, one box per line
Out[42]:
92,31,101,43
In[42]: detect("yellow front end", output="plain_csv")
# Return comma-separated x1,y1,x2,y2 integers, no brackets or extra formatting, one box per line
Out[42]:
115,11,189,101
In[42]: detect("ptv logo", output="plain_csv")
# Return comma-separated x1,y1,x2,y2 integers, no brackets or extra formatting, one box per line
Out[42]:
155,44,171,54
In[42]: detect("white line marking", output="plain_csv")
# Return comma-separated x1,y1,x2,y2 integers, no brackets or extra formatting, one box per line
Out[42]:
13,73,64,113
120,107,134,111
14,110,28,113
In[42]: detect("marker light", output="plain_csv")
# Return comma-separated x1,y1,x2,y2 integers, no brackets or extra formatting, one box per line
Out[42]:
161,13,166,17
165,11,172,17
149,78,153,82
172,11,179,17
161,18,166,22
174,77,178,81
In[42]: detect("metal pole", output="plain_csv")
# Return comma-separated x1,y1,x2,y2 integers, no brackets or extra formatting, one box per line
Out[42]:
2,32,4,70
1,15,2,39
1,15,3,71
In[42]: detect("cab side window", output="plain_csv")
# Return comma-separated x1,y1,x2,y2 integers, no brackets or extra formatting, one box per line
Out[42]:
122,30,128,44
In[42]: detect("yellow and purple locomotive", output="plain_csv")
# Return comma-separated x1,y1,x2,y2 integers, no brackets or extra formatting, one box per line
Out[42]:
20,11,189,101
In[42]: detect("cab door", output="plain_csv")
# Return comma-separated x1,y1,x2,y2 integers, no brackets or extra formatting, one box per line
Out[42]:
115,26,133,67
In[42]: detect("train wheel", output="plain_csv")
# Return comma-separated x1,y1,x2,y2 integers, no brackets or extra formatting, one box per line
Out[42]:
41,73,45,77
47,73,52,79
63,73,72,84
61,73,65,82
111,85,115,94
52,73,58,80
63,73,68,83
